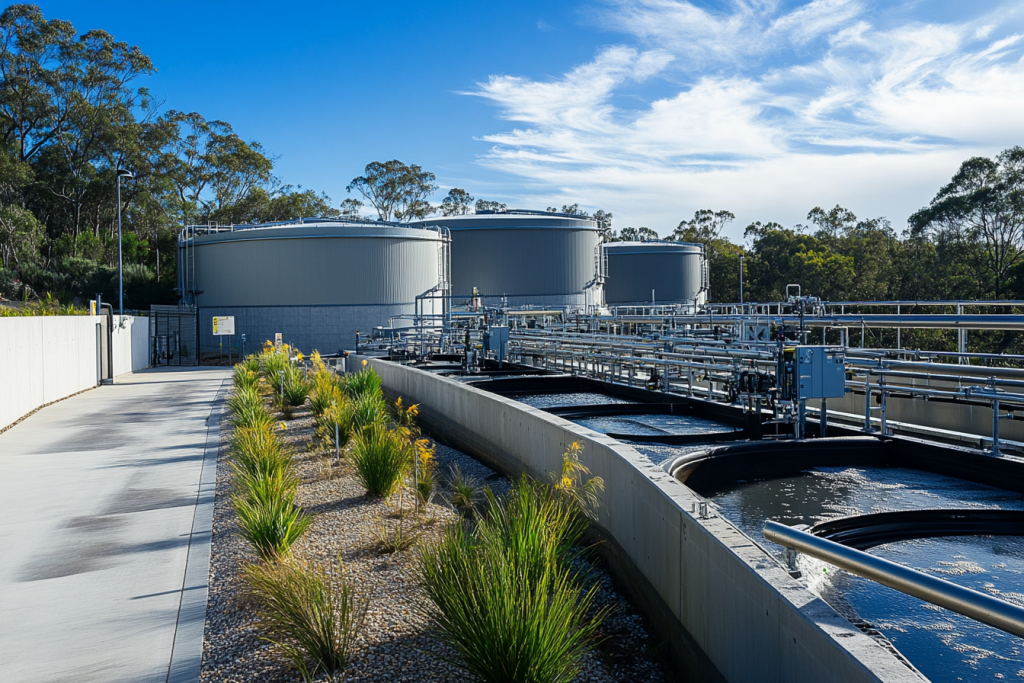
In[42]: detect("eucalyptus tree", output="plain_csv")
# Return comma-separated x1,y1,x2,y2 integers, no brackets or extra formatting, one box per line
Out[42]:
910,146,1024,298
616,226,658,242
475,199,506,212
440,188,473,216
159,111,273,226
347,160,437,222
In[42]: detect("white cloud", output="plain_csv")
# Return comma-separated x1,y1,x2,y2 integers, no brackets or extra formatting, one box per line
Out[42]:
465,1,1024,237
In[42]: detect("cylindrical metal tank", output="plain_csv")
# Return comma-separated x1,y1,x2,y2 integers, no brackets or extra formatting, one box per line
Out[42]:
414,211,601,308
181,219,445,355
603,241,705,306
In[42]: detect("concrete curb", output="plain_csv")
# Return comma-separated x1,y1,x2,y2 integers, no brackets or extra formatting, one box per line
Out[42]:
166,378,227,683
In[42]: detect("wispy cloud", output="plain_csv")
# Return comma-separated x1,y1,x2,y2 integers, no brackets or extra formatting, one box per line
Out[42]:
466,1,1024,236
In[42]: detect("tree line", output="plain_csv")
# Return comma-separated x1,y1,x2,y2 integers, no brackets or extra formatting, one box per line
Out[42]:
1,5,1022,326
0,5,354,308
669,146,1024,306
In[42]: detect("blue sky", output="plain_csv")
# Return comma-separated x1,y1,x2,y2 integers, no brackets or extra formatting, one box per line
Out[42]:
34,0,1024,240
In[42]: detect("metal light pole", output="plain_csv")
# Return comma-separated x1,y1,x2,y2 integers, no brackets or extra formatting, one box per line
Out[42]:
116,169,134,317
739,255,745,305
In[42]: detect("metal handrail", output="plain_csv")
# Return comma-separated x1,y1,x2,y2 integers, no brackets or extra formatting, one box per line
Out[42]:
762,520,1024,638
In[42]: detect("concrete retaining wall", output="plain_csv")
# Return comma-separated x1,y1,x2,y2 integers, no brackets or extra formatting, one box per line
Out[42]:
0,316,101,430
1,314,151,430
111,315,151,377
369,359,925,683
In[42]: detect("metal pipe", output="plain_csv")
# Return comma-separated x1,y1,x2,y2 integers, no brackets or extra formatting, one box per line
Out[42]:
763,520,1024,639
993,397,1001,455
99,302,114,384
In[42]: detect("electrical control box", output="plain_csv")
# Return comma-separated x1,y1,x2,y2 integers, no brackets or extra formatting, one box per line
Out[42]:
482,326,509,361
779,345,846,400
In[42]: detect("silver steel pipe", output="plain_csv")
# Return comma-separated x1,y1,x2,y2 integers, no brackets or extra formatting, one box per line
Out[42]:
763,521,1024,638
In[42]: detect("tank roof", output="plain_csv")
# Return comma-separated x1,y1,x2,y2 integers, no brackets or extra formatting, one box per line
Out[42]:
415,211,598,230
604,240,703,251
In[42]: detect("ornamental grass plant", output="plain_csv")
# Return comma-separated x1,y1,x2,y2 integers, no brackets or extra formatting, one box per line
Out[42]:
350,424,412,497
233,367,261,392
227,384,261,414
233,493,313,561
447,464,482,518
262,346,290,390
351,391,388,430
308,372,343,418
282,366,311,417
233,465,299,509
244,560,367,683
240,354,262,374
416,477,608,683
315,399,356,456
230,400,275,432
343,367,382,399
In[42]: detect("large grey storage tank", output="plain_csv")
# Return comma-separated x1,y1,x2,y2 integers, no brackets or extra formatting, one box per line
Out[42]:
604,241,705,306
179,219,445,355
414,211,601,308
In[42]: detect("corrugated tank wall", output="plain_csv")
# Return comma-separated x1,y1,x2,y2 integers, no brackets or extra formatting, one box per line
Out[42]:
605,242,704,305
191,225,441,307
415,214,600,302
452,228,597,298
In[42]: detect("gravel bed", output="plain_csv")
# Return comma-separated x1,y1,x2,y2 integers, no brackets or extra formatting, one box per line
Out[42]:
200,398,670,682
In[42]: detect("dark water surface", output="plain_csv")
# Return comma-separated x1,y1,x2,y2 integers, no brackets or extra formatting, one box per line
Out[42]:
514,392,635,409
703,467,1024,682
573,414,733,436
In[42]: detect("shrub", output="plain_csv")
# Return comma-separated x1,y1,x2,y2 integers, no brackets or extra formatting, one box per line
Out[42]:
244,560,366,683
344,367,382,399
350,424,411,497
234,493,313,561
416,479,607,683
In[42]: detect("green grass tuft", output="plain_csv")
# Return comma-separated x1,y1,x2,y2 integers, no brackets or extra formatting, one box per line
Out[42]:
234,493,313,561
350,392,388,430
416,478,607,683
282,366,311,412
244,560,367,683
343,367,382,399
350,424,411,497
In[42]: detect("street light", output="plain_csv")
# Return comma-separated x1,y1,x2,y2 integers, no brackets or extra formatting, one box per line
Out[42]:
116,169,134,318
739,255,745,306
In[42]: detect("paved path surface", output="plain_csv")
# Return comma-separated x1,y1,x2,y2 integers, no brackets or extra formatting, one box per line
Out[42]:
0,367,230,683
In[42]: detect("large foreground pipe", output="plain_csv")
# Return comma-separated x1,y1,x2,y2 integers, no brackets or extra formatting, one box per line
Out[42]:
763,520,1024,638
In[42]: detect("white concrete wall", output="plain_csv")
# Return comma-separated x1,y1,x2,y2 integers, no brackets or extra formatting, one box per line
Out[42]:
0,316,102,430
110,315,151,377
369,359,926,683
131,315,149,372
1,314,151,430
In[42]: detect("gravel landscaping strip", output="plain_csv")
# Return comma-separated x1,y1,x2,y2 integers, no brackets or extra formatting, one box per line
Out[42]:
201,398,670,682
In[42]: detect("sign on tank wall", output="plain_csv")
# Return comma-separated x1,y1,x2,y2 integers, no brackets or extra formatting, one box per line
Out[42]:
213,316,235,336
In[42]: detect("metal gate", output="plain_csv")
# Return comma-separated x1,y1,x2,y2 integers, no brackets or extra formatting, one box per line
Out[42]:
150,305,199,366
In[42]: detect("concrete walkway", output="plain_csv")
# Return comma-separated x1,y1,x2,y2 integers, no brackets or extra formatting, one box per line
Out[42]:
0,367,230,683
